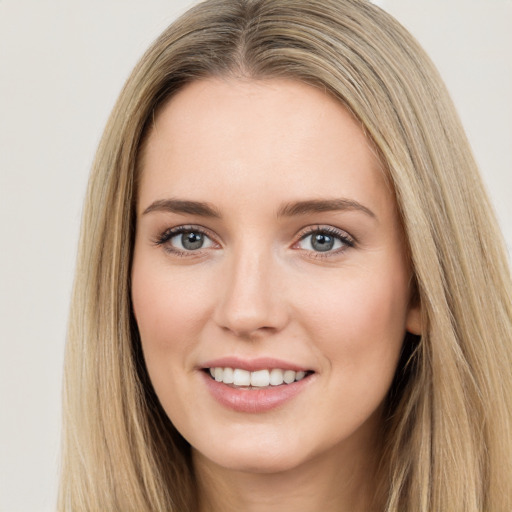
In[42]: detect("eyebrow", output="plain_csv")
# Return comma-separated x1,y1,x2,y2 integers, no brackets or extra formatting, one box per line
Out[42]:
277,198,376,219
142,197,376,220
142,199,221,218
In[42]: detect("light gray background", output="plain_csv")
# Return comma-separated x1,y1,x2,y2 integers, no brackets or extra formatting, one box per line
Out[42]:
1,1,510,510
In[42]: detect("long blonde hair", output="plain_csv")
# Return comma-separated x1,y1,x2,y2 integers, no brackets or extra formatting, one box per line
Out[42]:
59,0,512,510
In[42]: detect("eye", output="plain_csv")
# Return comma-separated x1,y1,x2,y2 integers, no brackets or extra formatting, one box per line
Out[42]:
296,227,354,254
154,226,217,254
171,230,213,251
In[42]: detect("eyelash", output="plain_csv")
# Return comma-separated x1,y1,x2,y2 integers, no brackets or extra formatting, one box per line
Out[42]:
295,226,355,259
153,225,355,258
153,225,216,257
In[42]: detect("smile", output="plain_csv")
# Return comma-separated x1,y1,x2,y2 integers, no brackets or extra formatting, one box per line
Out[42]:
200,359,315,413
207,367,311,388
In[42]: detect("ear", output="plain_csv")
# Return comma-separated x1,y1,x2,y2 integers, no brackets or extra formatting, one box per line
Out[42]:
406,302,422,335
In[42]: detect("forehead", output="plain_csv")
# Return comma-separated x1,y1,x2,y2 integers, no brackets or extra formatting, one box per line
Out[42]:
137,78,393,218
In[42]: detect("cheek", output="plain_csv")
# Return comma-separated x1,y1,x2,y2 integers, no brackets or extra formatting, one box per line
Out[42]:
131,253,219,420
299,265,410,378
297,269,410,434
130,252,219,403
132,256,214,346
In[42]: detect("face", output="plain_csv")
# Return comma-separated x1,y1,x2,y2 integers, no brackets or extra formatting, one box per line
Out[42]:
132,78,421,475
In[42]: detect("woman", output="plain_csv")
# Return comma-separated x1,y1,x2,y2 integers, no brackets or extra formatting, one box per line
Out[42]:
59,0,512,510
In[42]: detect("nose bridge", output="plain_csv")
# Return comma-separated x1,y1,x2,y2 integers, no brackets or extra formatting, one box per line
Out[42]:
214,238,286,337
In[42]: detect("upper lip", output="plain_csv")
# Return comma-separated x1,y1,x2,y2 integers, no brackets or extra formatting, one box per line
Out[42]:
200,356,312,373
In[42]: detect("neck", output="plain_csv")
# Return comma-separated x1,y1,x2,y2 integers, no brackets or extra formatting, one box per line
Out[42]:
193,424,383,512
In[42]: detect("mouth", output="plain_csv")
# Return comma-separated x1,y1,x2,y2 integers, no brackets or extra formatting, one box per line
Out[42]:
203,367,314,389
200,359,315,412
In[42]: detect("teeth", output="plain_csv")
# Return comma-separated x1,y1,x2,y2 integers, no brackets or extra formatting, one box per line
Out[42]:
222,367,234,384
207,367,310,387
283,370,296,384
250,369,270,387
269,368,284,385
233,369,251,386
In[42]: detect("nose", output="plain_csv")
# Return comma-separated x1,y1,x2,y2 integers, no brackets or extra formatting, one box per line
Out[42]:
213,245,289,339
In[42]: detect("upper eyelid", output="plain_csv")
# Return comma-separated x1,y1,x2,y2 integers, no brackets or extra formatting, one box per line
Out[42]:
160,224,216,238
296,225,355,242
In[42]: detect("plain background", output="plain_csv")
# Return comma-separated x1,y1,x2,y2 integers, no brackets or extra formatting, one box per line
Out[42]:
0,1,510,510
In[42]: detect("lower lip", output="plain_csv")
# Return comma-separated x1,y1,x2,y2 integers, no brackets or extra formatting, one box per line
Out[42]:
201,371,312,413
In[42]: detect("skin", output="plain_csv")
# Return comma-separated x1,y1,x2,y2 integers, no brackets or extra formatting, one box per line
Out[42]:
131,78,421,511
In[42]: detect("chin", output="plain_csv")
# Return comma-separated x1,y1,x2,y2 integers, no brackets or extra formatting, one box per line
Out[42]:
193,435,310,475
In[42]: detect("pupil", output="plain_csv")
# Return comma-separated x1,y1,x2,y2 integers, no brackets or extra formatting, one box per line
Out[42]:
182,232,204,250
312,233,334,252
